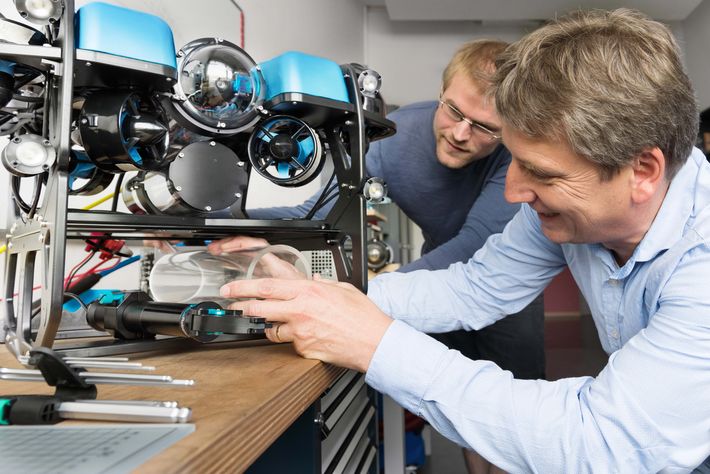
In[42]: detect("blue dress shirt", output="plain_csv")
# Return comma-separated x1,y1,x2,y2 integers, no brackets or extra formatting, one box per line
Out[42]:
366,148,710,472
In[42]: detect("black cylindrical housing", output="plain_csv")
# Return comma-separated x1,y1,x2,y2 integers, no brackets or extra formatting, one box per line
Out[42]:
86,292,188,339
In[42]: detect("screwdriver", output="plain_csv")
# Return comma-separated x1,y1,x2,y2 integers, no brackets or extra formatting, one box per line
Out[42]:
0,395,191,425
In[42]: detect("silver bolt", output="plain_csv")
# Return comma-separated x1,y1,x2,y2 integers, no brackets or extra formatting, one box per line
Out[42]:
175,186,182,191
209,141,216,147
237,162,244,167
235,193,242,198
205,206,212,211
178,152,185,158
85,62,92,66
345,120,353,126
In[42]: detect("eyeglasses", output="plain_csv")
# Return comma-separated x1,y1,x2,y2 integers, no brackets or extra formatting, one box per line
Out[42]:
438,97,501,141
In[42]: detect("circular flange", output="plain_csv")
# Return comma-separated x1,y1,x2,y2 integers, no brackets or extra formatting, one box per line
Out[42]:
168,141,248,212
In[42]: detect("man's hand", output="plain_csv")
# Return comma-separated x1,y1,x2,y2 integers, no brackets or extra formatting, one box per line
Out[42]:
220,278,393,372
143,239,179,253
207,235,269,255
209,235,308,280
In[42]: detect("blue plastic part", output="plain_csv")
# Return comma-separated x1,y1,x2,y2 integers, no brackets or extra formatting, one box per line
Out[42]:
63,289,123,313
75,2,177,69
0,60,14,75
120,101,142,165
258,51,349,104
68,150,95,188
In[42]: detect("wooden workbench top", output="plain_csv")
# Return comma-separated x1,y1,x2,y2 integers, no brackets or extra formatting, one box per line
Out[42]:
0,341,346,473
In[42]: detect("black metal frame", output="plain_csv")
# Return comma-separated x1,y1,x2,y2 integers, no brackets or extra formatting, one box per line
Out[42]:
1,0,394,358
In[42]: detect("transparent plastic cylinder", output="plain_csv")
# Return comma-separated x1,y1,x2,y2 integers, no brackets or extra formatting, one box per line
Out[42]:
149,245,311,304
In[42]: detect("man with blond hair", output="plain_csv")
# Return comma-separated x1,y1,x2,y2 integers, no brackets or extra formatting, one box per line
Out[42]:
214,38,545,472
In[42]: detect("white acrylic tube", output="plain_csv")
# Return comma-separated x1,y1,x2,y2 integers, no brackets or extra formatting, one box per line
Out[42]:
149,245,311,303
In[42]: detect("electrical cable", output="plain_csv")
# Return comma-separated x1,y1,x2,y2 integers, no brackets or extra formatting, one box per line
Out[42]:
311,191,340,216
81,192,115,211
11,176,32,213
306,185,339,219
304,170,337,219
73,256,121,281
64,251,96,291
111,174,124,212
97,255,140,276
63,292,88,315
229,1,245,48
26,174,44,220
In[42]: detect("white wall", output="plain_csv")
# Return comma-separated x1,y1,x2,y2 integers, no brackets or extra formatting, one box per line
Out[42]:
682,0,710,111
364,7,532,106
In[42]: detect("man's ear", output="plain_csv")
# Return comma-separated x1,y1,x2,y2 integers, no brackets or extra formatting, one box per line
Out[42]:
631,147,666,204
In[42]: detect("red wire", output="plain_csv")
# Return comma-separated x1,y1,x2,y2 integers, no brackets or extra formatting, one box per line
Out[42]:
0,285,42,302
63,251,96,288
231,1,245,49
72,256,121,281
240,9,244,48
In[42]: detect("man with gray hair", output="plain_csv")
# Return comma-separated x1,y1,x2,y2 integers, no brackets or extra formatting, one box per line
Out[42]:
222,9,710,472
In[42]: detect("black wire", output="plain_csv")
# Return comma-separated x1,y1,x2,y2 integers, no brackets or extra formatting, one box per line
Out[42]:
30,304,42,321
63,292,89,314
11,176,32,213
26,174,43,219
64,251,96,291
306,185,340,219
312,191,340,214
305,170,337,219
14,71,41,89
111,174,124,212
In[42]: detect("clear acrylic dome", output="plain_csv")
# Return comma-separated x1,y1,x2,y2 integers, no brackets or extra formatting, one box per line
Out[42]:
171,38,264,135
